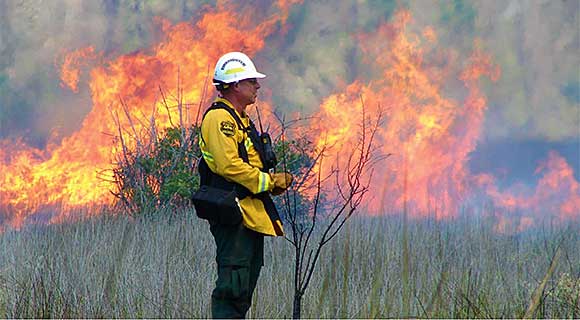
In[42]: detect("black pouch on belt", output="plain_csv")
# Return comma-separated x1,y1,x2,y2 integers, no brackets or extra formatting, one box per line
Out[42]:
192,185,242,225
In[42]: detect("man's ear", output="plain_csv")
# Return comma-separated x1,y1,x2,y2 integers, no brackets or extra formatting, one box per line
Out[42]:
231,81,241,92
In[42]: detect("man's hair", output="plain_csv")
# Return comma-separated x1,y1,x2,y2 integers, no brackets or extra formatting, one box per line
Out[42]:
214,80,232,93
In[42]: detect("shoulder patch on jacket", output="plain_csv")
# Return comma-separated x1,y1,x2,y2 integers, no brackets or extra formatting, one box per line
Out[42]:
220,120,236,137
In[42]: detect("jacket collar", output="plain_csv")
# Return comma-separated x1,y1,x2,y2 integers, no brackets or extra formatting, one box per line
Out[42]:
214,97,247,119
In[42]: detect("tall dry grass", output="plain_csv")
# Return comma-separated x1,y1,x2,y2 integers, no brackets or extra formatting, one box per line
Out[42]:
0,207,578,318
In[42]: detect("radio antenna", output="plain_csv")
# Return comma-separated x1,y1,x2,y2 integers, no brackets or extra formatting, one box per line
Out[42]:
255,105,265,133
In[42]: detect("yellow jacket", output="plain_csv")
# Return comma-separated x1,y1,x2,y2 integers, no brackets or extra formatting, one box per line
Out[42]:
199,98,284,236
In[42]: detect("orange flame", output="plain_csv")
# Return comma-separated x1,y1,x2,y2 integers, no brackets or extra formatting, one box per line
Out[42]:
302,9,577,230
486,152,580,223
1,6,577,232
59,46,98,92
308,11,500,219
0,4,296,229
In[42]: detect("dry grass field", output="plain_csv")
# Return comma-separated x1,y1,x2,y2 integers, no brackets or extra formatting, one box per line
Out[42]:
0,208,578,318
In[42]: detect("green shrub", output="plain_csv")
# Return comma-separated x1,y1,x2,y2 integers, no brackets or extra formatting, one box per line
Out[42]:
111,125,200,214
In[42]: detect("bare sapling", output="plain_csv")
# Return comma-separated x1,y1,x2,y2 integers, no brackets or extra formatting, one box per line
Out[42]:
273,101,387,319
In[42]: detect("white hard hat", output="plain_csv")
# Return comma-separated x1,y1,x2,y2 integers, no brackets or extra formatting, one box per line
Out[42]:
213,52,266,85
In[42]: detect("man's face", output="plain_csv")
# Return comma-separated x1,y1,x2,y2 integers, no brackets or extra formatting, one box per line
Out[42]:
235,78,261,106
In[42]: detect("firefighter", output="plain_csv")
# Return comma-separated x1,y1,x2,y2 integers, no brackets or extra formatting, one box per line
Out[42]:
198,51,293,318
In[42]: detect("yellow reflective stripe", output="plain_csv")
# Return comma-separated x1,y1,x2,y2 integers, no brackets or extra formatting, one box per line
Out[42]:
202,150,214,163
225,67,245,75
258,172,269,193
244,137,253,149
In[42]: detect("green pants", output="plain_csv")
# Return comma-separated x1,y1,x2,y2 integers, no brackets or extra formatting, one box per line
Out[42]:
210,222,264,319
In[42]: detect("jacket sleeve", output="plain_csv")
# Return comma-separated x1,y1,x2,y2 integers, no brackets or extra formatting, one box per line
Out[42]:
200,109,273,194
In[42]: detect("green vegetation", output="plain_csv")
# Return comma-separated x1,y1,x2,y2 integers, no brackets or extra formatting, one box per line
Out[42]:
0,208,577,318
111,126,200,214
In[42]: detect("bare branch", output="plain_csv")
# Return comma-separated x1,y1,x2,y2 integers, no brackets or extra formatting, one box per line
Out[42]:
276,98,388,318
159,86,175,128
